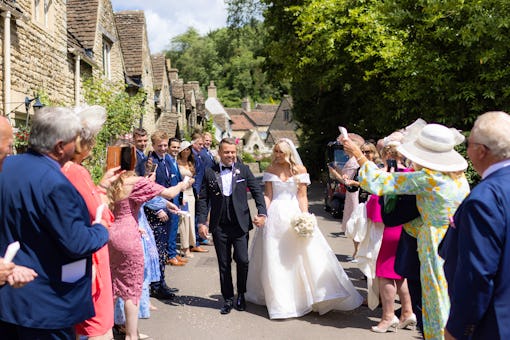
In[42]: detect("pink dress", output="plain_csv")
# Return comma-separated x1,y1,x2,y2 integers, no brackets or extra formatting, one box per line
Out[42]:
62,162,115,337
375,168,412,280
109,177,164,304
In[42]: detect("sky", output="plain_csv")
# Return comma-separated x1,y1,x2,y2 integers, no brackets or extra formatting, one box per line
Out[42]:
111,0,228,54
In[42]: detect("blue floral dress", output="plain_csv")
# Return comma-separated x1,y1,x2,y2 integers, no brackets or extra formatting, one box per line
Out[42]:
359,162,469,340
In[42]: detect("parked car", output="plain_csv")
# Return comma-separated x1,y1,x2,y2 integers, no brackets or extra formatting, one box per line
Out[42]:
324,141,350,219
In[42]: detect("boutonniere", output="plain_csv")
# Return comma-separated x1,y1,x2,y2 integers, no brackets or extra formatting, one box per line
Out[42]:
448,216,456,229
234,169,241,176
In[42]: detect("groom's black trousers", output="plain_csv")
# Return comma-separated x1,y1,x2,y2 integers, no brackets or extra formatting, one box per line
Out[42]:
212,224,249,300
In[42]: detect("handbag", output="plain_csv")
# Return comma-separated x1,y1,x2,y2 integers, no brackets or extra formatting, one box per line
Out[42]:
379,194,420,226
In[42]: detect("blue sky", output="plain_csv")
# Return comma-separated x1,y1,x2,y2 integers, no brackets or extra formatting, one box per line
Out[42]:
111,0,228,53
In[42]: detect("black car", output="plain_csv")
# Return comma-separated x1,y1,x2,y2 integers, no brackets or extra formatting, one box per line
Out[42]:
324,141,350,219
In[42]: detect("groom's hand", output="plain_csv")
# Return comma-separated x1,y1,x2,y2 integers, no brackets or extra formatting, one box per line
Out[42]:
198,224,208,239
253,214,266,228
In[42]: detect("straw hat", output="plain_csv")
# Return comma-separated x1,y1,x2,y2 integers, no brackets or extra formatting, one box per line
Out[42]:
397,123,467,172
178,140,194,153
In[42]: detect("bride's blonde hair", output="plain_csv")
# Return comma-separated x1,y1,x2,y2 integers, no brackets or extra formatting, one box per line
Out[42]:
272,140,300,175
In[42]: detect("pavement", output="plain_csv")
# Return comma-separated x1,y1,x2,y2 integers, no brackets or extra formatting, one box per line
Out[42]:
137,182,422,340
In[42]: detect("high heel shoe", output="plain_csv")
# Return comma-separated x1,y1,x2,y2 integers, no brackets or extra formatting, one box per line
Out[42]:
399,313,417,330
371,315,399,333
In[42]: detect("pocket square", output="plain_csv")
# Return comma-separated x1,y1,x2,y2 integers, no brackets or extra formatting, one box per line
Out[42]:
236,179,245,183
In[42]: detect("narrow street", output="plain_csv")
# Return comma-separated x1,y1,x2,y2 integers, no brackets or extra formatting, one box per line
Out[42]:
138,182,421,340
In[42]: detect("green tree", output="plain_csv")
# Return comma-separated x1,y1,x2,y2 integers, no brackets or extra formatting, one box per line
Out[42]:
82,77,146,181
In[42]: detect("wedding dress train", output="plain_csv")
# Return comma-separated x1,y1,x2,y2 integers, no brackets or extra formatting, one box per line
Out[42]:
246,173,363,319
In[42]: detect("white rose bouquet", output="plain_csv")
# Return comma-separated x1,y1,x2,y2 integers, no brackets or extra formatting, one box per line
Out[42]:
290,212,316,238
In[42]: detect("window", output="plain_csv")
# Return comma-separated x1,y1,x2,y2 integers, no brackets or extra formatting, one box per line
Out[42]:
102,40,111,79
33,0,40,21
33,0,53,29
283,109,292,121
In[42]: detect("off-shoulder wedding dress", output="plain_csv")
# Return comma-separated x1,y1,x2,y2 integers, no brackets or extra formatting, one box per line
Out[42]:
246,172,363,319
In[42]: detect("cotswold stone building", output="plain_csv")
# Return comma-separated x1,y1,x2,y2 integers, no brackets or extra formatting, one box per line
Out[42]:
1,0,208,138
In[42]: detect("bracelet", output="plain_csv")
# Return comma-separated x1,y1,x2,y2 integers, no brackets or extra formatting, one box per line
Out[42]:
356,155,364,162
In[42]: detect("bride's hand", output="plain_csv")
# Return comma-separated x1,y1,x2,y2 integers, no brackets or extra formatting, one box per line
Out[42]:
253,214,266,228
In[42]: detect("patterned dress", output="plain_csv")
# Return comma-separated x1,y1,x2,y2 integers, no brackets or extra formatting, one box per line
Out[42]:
359,162,469,340
109,177,165,304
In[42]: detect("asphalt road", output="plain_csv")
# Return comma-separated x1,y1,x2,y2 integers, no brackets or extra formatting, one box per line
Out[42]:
137,182,421,340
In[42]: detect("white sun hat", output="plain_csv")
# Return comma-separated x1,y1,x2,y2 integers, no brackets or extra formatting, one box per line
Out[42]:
397,123,468,172
178,140,194,154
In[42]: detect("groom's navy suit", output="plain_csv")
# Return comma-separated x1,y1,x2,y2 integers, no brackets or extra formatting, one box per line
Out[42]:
197,162,266,300
440,165,510,340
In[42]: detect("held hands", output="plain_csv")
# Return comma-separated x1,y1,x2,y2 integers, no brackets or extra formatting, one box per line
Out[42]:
253,214,266,228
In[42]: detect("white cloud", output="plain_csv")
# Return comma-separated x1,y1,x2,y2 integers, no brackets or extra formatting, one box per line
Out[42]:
112,0,227,53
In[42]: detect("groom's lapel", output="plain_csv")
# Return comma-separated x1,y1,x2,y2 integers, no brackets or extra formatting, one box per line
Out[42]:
231,163,238,193
214,165,223,194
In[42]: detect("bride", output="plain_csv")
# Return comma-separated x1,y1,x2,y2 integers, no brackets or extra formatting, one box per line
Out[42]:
246,138,363,319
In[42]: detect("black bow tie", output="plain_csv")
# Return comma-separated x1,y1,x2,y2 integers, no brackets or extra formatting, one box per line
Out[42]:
221,165,233,171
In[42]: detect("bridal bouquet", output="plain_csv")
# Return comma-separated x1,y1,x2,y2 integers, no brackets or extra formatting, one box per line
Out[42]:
290,212,316,238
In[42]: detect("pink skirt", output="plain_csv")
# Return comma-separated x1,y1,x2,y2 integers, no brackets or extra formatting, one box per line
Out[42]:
375,225,403,280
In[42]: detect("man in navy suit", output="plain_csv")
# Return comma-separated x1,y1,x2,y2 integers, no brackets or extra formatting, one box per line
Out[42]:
197,138,266,314
440,111,510,340
147,132,183,299
133,127,149,176
0,107,109,339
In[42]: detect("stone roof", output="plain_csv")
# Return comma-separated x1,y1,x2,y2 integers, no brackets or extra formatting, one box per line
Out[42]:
231,115,254,131
67,0,99,51
254,103,278,114
225,108,244,116
115,11,146,77
171,79,184,99
267,130,299,147
244,110,275,126
151,54,166,91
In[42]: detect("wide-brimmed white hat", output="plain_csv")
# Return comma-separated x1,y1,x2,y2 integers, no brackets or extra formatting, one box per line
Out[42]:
178,140,194,153
397,123,468,172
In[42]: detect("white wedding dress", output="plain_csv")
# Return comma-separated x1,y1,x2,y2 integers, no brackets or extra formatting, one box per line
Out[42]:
246,172,363,319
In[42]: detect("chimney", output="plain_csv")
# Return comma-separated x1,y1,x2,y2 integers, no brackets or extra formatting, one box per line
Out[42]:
168,68,179,81
241,97,251,112
207,81,217,99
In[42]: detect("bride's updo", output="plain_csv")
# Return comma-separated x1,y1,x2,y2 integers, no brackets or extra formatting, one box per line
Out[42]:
273,140,300,175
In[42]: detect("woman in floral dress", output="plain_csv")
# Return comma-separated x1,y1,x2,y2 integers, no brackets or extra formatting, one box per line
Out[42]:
342,123,470,340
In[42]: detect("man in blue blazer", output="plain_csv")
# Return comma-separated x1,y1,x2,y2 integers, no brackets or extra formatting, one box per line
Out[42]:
440,111,510,340
0,107,109,339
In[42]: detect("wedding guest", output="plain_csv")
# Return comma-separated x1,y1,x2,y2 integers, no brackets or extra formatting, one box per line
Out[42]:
133,128,150,176
61,105,121,340
342,123,470,340
177,140,197,258
201,131,216,167
440,111,510,340
191,133,210,251
107,164,189,340
0,107,108,339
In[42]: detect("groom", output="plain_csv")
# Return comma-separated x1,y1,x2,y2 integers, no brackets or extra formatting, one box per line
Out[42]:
197,137,266,314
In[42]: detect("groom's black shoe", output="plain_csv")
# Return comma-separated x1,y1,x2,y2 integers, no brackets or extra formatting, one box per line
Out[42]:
235,294,246,311
220,298,234,315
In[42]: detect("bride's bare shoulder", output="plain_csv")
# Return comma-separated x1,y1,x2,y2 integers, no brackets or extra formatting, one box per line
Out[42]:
265,164,277,175
296,164,307,174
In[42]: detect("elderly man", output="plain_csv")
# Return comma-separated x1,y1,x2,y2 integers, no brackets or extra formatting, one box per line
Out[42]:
0,108,109,339
440,111,510,340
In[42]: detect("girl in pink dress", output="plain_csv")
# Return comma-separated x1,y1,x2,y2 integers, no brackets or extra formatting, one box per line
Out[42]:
108,170,189,340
